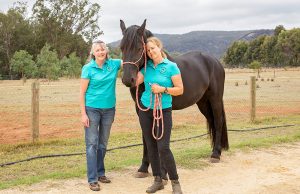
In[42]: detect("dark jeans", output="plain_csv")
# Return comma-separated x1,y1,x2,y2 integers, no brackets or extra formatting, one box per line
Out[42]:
138,106,179,180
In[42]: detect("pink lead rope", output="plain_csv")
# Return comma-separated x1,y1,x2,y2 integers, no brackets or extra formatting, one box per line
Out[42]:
122,36,164,140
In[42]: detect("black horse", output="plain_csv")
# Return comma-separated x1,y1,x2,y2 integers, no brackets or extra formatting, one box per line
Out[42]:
120,19,229,174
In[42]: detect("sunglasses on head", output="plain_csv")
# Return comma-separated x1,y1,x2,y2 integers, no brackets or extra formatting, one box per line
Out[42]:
93,40,105,44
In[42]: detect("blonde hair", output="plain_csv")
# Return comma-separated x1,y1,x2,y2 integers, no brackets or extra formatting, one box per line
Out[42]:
146,37,167,58
88,40,110,62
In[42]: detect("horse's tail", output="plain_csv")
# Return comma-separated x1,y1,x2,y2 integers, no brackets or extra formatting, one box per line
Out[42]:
207,100,229,150
220,101,229,150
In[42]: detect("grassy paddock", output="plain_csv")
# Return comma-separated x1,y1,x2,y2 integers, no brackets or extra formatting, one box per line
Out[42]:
0,68,300,189
0,119,299,190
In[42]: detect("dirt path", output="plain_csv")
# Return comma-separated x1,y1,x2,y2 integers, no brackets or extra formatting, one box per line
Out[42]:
2,143,300,194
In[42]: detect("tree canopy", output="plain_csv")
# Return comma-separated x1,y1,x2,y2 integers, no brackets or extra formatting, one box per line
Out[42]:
223,25,300,68
0,0,103,80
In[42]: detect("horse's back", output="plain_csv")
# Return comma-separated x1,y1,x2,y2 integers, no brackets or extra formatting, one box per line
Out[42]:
169,51,224,109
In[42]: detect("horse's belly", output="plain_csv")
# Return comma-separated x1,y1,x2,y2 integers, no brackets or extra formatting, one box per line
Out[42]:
172,93,202,110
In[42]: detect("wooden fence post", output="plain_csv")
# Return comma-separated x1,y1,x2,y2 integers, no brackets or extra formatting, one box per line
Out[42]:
31,80,40,142
250,76,256,122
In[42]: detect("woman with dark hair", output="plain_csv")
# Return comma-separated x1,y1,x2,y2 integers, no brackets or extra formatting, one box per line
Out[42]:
136,37,184,194
80,40,122,191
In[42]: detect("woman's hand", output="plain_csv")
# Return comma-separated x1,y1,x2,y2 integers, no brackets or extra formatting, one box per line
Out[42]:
81,114,89,127
136,72,144,86
151,84,164,94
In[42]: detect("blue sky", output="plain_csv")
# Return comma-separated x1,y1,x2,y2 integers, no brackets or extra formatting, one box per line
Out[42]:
1,0,299,43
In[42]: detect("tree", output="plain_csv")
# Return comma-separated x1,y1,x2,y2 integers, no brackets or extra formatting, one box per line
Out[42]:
276,28,300,66
36,44,60,80
223,41,248,67
249,60,262,78
0,2,33,79
109,46,122,59
33,0,102,43
244,35,266,64
260,36,278,67
11,50,37,78
274,25,285,36
60,52,82,78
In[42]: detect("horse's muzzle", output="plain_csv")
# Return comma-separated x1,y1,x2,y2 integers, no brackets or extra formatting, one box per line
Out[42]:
122,76,135,87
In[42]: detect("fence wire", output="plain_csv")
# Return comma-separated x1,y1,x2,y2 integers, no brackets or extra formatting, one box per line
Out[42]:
0,69,299,144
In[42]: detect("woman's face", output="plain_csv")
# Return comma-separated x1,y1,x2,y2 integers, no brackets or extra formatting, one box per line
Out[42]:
146,41,161,60
93,44,107,60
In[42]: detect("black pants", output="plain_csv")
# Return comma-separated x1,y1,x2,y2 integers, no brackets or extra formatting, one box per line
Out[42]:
138,106,179,180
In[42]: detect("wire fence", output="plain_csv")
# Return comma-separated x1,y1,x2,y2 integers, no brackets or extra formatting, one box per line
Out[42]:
0,68,299,144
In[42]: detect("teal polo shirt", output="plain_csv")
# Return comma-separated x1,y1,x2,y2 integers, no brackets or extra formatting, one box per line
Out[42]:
81,58,121,108
140,58,180,109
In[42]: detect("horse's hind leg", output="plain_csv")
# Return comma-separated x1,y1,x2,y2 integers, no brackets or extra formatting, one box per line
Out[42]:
209,98,224,161
197,97,225,162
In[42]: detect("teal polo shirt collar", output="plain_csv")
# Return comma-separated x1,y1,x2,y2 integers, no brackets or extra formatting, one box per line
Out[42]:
90,59,108,70
148,58,168,68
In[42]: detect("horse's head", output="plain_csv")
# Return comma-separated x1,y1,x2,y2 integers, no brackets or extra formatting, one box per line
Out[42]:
120,19,153,87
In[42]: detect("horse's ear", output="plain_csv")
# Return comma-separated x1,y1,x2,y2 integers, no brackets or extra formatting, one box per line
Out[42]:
120,19,126,35
137,19,147,36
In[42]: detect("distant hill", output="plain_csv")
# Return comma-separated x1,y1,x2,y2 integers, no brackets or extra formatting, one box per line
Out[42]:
109,29,274,59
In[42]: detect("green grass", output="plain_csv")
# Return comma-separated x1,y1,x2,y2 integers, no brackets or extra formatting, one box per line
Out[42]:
1,121,299,190
0,71,299,190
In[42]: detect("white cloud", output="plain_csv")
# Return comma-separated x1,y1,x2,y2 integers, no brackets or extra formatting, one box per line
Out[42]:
1,0,299,42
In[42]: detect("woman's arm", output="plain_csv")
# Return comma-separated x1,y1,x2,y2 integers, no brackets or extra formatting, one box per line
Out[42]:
80,79,90,127
151,74,184,96
136,72,144,86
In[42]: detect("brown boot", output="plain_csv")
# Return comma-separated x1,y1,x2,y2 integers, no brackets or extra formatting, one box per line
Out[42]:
89,182,100,191
171,180,183,194
146,176,164,193
98,176,111,183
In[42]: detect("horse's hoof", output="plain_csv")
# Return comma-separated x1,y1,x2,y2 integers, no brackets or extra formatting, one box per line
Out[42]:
210,157,220,163
134,171,150,178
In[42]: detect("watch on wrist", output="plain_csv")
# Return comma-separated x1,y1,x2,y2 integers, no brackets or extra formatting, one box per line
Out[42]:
164,87,168,93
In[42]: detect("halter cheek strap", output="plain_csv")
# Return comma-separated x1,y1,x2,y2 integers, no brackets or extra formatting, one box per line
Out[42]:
122,36,147,72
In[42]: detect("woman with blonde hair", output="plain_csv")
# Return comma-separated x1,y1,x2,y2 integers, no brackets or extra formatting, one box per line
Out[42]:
136,37,184,194
80,40,122,191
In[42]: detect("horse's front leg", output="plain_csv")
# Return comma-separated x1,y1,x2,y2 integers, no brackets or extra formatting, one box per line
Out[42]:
134,103,150,178
136,135,150,176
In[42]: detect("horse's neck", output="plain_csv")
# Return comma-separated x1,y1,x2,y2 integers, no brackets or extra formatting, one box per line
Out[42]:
165,52,175,61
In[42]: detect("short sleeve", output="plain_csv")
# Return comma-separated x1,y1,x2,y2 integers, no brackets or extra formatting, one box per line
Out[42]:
170,63,180,76
81,65,90,79
112,59,122,70
117,59,122,70
107,58,122,71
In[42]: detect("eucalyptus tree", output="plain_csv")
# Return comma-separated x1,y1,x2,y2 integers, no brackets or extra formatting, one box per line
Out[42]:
11,50,37,79
276,28,300,66
36,43,60,80
0,2,33,78
32,0,101,58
